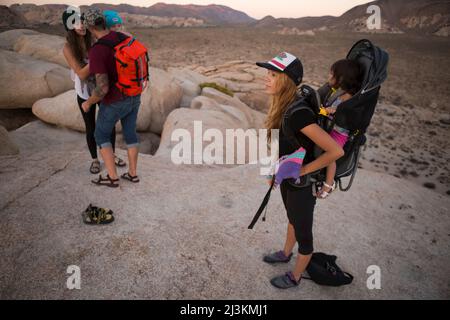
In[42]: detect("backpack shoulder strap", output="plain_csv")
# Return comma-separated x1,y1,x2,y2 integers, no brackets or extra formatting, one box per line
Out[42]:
325,88,345,107
94,32,129,49
281,95,317,150
116,32,130,42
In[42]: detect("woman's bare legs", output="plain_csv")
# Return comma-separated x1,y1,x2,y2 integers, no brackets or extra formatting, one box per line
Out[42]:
283,223,297,257
292,254,313,281
283,223,313,282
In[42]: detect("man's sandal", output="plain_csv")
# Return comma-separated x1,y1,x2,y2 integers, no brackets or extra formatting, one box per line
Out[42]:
114,156,126,167
91,174,119,188
121,172,140,183
82,204,114,225
90,160,101,174
317,182,336,199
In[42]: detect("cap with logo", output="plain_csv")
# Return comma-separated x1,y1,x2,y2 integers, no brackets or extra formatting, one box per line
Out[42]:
256,52,303,86
104,10,123,28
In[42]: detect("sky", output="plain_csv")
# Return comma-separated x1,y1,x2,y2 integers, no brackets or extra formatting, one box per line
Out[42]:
4,0,374,19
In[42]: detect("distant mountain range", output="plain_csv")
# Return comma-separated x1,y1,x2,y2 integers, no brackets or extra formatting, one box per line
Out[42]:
1,0,449,36
1,2,255,27
254,0,450,36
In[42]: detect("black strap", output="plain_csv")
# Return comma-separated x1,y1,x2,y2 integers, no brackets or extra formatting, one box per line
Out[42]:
94,32,130,49
302,272,354,283
343,272,354,282
116,32,130,43
248,179,275,230
282,102,316,150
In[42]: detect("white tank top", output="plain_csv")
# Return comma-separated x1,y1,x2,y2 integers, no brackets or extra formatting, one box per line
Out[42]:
71,59,90,100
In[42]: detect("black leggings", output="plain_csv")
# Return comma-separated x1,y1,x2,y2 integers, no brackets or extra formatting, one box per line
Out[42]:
77,95,116,159
280,181,317,255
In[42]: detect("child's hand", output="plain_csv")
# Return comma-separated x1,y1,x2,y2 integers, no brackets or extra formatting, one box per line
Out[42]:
265,175,274,186
273,148,306,187
326,107,336,115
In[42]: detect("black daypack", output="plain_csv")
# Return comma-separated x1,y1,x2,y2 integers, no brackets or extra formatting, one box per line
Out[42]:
303,252,354,286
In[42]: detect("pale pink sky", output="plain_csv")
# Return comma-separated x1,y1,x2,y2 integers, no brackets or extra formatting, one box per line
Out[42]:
4,0,374,19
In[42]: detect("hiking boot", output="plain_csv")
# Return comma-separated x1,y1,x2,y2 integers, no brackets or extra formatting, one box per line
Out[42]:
263,251,293,264
270,272,300,289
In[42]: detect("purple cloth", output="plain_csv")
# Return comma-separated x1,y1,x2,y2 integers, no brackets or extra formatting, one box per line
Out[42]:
274,147,306,187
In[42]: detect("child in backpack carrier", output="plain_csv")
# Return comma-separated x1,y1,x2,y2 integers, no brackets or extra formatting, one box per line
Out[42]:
316,59,362,199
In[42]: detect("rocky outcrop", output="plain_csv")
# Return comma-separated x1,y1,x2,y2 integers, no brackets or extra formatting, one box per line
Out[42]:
138,67,183,134
0,5,26,28
7,2,254,28
0,49,73,109
120,13,205,28
253,0,450,36
157,87,266,164
434,26,450,37
167,68,208,108
0,120,448,299
276,28,315,36
31,90,83,131
0,125,19,155
0,29,39,51
188,61,269,112
32,68,183,134
0,29,67,67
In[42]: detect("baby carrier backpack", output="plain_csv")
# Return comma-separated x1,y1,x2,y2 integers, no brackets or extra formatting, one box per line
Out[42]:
282,39,390,192
249,39,389,229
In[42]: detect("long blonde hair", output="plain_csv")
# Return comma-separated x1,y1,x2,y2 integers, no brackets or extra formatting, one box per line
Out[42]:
265,72,298,142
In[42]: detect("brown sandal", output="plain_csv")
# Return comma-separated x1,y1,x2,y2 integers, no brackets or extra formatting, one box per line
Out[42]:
121,172,140,183
115,156,126,167
82,204,115,225
91,174,119,188
90,160,101,174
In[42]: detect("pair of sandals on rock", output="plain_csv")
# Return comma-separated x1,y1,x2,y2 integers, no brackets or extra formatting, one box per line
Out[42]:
82,204,114,225
89,155,126,174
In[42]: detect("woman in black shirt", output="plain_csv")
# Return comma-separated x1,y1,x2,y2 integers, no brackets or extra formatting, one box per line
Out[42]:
256,53,344,289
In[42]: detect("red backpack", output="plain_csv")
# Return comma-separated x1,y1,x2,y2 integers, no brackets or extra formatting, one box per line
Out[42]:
96,32,149,97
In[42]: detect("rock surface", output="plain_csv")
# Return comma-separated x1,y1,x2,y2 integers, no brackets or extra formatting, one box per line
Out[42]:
0,29,67,67
0,49,73,109
168,68,209,108
0,121,449,299
0,125,19,156
32,68,183,134
156,87,266,164
0,29,39,51
188,61,270,112
13,32,67,67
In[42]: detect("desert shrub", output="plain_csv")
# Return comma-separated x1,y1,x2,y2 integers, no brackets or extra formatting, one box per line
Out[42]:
200,82,234,97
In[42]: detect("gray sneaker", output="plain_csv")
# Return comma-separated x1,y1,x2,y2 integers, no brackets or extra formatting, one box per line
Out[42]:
270,272,300,289
263,251,293,264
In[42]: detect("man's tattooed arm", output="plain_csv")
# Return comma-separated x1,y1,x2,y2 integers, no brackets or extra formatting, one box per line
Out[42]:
93,73,109,100
81,73,110,112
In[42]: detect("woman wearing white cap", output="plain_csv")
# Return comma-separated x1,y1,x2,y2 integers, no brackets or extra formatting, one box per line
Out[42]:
256,52,344,289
